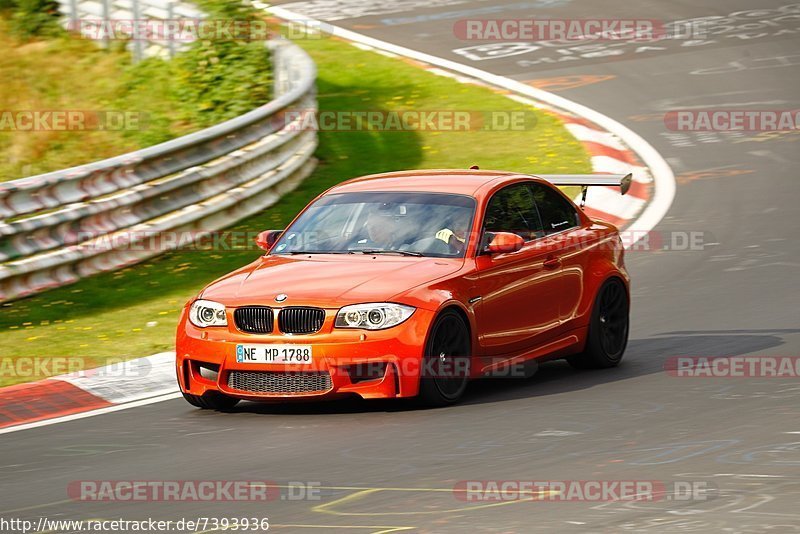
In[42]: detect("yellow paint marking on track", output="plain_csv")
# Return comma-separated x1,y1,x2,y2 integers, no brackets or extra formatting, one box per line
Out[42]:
627,113,664,122
247,483,556,519
311,487,555,517
677,166,754,184
526,74,616,91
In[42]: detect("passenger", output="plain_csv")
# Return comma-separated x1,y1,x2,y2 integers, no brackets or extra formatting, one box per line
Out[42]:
435,210,471,254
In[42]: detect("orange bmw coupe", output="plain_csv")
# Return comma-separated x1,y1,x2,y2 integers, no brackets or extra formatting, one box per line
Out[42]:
176,169,632,408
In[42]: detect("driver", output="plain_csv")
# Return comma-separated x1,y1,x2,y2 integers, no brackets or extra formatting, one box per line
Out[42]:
352,210,400,250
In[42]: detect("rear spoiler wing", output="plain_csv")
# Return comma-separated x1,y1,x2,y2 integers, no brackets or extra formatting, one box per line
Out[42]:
537,173,632,209
537,173,632,196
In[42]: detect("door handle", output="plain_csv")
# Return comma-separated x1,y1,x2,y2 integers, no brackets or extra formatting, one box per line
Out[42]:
543,256,561,270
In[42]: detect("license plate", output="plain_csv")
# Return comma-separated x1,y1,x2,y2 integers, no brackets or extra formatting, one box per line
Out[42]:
235,344,313,364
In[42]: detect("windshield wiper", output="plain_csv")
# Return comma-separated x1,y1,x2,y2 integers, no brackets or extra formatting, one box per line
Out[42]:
349,249,423,257
277,251,348,255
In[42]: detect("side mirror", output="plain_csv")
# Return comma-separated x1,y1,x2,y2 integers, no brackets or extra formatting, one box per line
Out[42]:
486,232,524,254
255,230,283,252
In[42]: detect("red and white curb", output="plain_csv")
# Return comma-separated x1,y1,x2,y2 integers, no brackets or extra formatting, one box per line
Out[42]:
0,352,178,434
557,113,652,228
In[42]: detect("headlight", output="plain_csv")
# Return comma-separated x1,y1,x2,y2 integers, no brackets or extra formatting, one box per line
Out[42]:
335,303,415,330
189,299,228,328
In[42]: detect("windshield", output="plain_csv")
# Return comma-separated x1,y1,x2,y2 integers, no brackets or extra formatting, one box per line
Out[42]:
271,191,476,258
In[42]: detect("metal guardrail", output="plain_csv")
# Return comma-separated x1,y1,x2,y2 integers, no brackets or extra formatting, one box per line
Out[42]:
0,40,318,302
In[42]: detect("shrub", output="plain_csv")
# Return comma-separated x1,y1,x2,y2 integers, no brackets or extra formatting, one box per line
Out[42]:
171,39,272,127
10,0,63,38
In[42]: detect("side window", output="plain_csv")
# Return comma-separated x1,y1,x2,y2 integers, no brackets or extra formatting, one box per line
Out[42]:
531,183,581,234
483,183,545,242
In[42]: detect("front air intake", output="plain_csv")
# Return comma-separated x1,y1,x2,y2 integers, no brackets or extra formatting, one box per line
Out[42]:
233,306,274,334
227,371,333,394
277,307,325,334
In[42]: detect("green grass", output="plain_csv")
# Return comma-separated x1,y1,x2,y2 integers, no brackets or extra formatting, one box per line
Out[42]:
0,19,143,180
0,33,590,386
0,15,271,181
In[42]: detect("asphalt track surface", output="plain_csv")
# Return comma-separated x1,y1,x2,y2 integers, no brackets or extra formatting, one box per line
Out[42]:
3,1,800,532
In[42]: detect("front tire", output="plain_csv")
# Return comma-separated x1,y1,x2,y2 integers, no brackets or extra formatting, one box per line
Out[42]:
182,391,240,410
568,277,629,369
418,310,471,407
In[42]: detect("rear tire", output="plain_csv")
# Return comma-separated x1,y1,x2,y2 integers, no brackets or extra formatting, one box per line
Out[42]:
418,310,471,407
568,277,629,369
182,391,240,410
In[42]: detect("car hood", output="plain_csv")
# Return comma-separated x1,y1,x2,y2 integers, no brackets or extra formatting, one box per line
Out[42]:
200,254,464,308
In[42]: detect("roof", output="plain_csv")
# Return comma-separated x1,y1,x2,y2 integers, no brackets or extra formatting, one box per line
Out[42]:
329,169,535,196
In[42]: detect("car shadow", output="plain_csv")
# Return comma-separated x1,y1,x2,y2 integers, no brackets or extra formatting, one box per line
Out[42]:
227,329,796,415
459,328,796,406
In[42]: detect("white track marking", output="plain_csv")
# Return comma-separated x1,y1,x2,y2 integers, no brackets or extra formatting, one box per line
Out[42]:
53,352,177,403
564,123,628,151
267,6,676,249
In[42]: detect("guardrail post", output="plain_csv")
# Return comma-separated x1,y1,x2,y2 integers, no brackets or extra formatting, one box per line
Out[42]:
68,0,78,29
272,41,295,97
101,0,110,49
167,1,176,58
131,0,143,62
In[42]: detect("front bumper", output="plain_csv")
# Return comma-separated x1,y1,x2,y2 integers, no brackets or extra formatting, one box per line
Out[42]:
176,306,435,401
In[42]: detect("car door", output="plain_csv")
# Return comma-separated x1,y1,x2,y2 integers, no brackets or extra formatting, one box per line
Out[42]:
530,182,586,326
473,182,564,357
